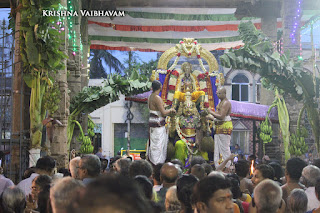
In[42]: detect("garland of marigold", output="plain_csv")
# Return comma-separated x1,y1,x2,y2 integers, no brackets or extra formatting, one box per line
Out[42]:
175,117,198,155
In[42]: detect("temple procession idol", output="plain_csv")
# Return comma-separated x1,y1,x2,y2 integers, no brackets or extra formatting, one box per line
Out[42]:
149,38,233,167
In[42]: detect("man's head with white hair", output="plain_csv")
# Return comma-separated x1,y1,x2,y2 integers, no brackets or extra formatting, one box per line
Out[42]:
208,171,225,179
287,189,308,213
50,177,84,213
69,157,81,179
253,179,282,213
301,165,320,187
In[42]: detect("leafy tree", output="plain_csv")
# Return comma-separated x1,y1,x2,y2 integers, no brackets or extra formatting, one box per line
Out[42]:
123,51,159,78
89,49,124,78
137,59,158,77
123,51,140,76
128,59,159,78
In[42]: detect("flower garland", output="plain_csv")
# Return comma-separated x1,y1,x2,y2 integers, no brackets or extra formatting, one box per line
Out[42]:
166,70,180,105
209,71,224,87
197,72,210,108
205,76,214,109
197,73,208,92
175,117,198,155
153,69,167,81
168,40,207,73
161,72,171,103
181,40,196,56
195,43,207,73
158,69,168,74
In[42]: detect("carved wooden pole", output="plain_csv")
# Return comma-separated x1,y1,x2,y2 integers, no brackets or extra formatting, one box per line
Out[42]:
11,3,31,182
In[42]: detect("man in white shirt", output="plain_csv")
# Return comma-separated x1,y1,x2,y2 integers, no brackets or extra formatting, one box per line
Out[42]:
0,167,14,194
152,163,163,192
301,165,320,211
17,156,55,196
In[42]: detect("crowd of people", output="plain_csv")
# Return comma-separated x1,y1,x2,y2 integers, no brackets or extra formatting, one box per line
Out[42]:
0,153,319,213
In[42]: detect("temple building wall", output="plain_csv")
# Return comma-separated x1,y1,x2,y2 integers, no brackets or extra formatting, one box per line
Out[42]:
89,79,147,158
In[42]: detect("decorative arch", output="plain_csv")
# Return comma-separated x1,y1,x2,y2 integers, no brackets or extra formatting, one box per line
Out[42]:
253,73,262,82
157,43,219,72
225,70,253,85
232,74,249,83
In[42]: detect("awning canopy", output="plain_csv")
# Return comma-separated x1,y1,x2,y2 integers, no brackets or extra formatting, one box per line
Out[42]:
125,91,278,121
88,8,284,52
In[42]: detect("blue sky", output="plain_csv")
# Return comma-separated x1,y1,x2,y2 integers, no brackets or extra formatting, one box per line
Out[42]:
0,8,10,29
97,50,159,74
0,8,9,19
110,50,158,68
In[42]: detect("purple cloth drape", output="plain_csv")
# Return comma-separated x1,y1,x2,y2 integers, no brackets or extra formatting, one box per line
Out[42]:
158,73,167,97
230,100,278,120
210,76,219,110
126,93,278,121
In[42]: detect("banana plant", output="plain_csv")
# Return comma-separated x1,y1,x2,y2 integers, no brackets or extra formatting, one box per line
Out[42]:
274,89,291,161
25,72,48,149
260,89,291,161
220,21,320,153
20,0,67,149
87,116,96,138
259,114,273,156
71,120,94,154
289,105,310,157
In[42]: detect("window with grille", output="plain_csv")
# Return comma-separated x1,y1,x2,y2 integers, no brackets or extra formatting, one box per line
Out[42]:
232,74,249,102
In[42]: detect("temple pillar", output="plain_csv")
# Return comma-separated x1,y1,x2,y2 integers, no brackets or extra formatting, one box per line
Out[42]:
280,0,307,159
50,0,70,168
259,6,279,106
261,15,278,43
281,0,304,126
80,0,89,89
67,0,86,152
80,14,90,149
235,1,280,106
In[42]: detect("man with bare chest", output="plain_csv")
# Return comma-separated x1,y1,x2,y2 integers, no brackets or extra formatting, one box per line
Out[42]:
207,87,233,168
148,80,176,165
